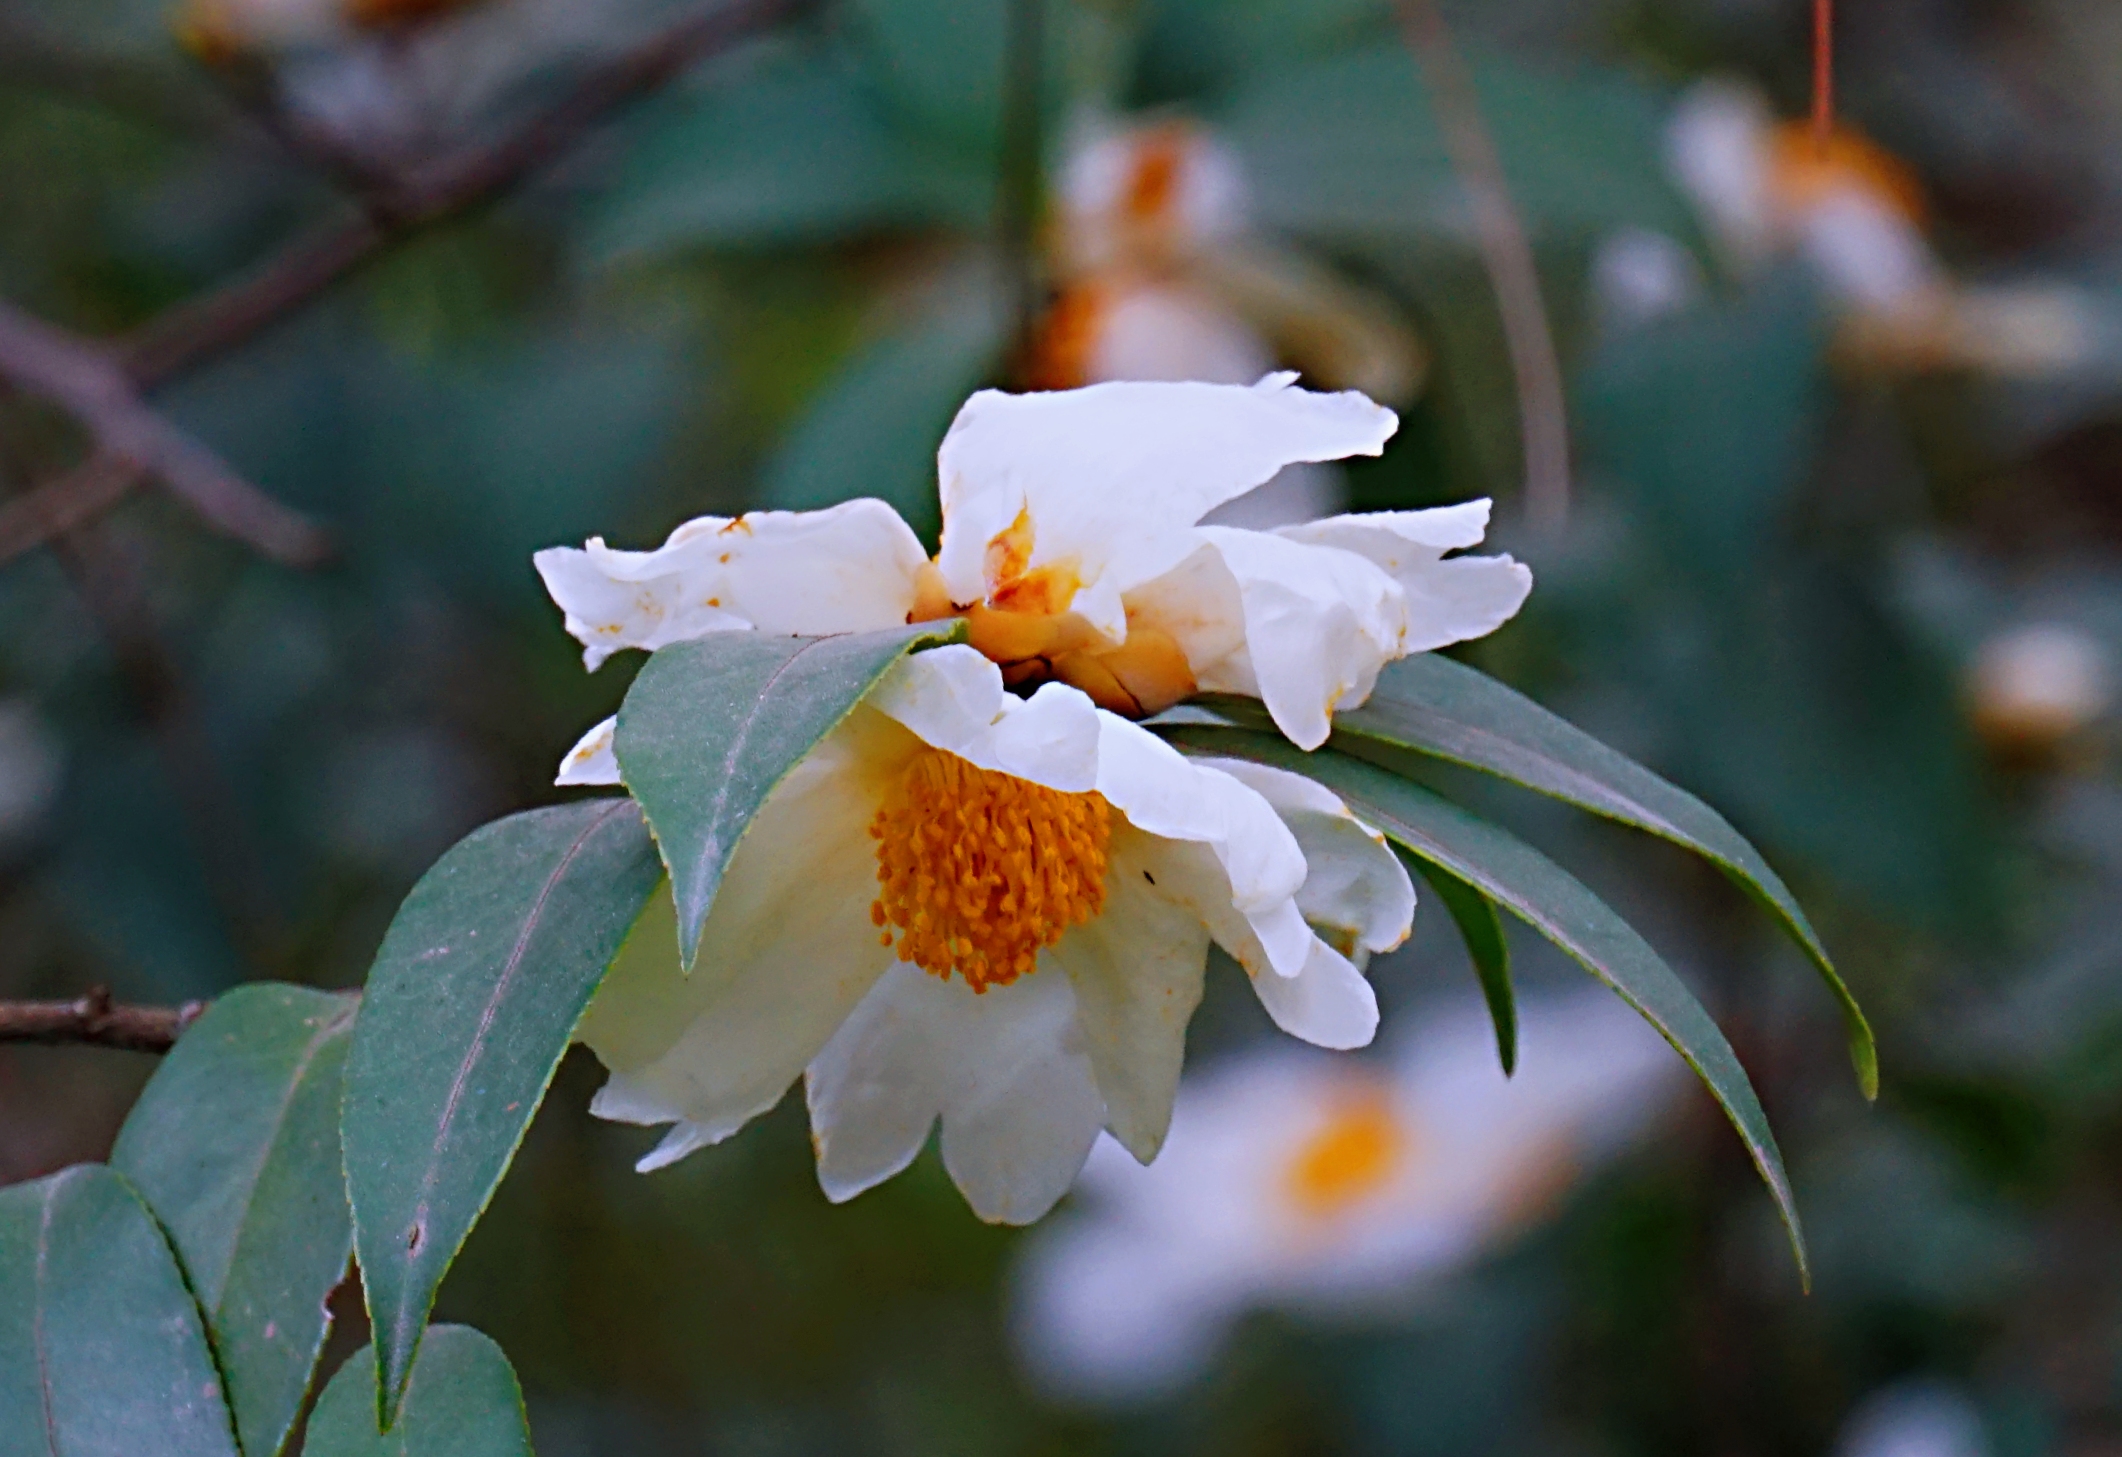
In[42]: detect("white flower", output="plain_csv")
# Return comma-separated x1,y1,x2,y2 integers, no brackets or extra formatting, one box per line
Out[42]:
1664,79,2093,375
568,644,1415,1222
1965,622,2112,755
1833,1381,1989,1457
1035,118,1423,416
1009,989,1683,1400
535,375,1532,753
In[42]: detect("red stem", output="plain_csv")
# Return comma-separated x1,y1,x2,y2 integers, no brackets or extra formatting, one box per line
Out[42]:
1812,0,1834,151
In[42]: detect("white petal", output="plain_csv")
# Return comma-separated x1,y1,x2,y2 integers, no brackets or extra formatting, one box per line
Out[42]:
575,711,910,1164
1091,713,1315,977
1276,502,1533,655
806,963,1107,1224
869,645,1102,794
554,715,621,786
1194,757,1416,954
937,973,1109,1225
534,499,928,669
1281,499,1494,554
1049,825,1212,1163
1245,938,1380,1050
933,376,1397,637
1010,1214,1234,1403
804,965,955,1205
1194,527,1406,751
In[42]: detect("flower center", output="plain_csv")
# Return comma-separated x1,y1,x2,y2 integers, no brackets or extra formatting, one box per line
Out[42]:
1282,1088,1407,1219
869,748,1112,992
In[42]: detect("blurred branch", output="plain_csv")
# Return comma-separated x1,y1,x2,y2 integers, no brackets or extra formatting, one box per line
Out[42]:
124,0,817,388
0,988,207,1054
0,452,142,566
1396,0,1571,536
0,300,332,565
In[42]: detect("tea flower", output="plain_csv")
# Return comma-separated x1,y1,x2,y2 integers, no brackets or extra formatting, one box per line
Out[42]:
1010,990,1683,1399
536,375,1531,753
1662,78,2091,374
1026,118,1423,529
566,644,1416,1222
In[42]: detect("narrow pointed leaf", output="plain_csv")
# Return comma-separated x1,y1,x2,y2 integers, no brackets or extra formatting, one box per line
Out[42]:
112,984,358,1457
615,622,963,968
1334,653,1875,1099
306,1326,530,1456
1410,855,1515,1075
0,1165,241,1456
342,798,663,1426
1165,728,1807,1285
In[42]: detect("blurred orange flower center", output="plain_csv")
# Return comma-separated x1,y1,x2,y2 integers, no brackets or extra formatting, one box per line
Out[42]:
869,748,1111,992
1283,1090,1407,1218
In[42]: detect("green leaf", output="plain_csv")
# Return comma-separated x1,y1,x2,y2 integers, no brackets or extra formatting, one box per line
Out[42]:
585,42,988,261
1410,855,1515,1075
615,621,965,968
758,289,1007,541
342,799,663,1426
111,985,358,1457
0,1165,241,1456
1161,727,1808,1285
305,1327,530,1457
1222,43,1694,245
1332,652,1877,1098
845,0,1102,159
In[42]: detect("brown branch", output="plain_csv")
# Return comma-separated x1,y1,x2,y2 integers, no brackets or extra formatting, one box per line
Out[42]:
0,300,332,565
1396,0,1572,536
0,451,143,566
124,0,815,389
0,989,208,1054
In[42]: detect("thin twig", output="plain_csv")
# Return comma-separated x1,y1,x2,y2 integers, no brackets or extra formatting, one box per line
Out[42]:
0,989,208,1054
123,0,814,389
1396,0,1572,536
1812,0,1834,150
0,452,143,566
0,300,332,565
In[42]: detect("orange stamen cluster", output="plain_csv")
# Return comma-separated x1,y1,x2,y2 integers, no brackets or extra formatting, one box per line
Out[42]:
869,749,1111,991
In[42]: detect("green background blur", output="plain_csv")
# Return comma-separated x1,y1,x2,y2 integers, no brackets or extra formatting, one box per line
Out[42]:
6,0,2122,1451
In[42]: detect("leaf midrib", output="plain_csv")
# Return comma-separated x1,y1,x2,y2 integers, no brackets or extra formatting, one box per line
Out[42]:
207,999,357,1314
395,799,634,1350
33,1175,59,1456
679,636,832,930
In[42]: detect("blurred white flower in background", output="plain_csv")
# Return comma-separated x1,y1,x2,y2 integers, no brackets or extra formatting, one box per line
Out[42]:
1965,622,2114,761
1588,225,1706,335
0,698,63,853
1834,1380,1990,1457
1008,988,1684,1401
1030,117,1425,527
1649,78,2093,375
174,0,653,163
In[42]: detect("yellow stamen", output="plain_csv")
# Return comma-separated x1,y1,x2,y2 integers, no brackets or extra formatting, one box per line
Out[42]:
869,749,1111,992
1283,1088,1407,1218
